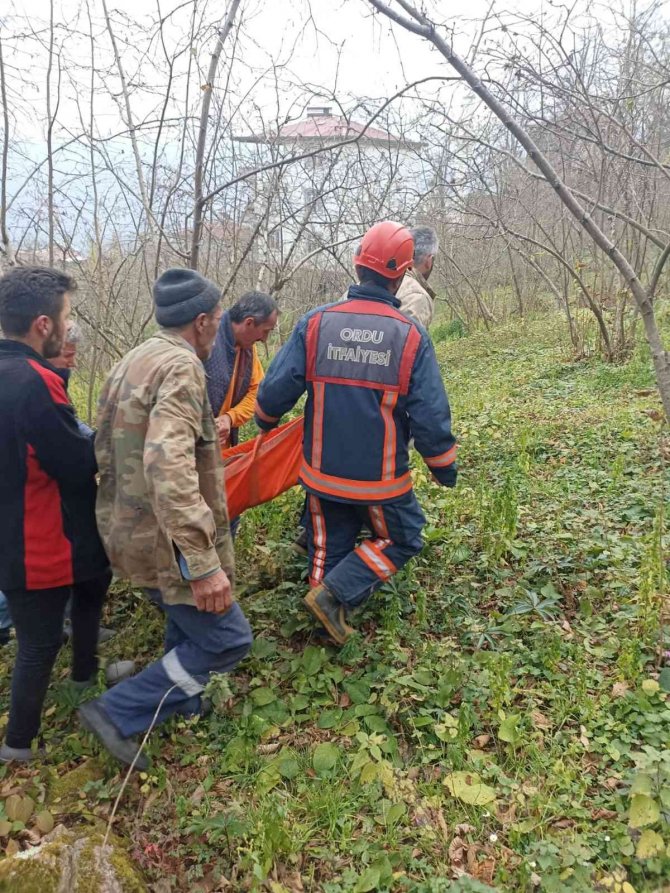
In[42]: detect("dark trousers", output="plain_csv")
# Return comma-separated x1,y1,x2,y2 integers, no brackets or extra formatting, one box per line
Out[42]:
306,490,426,608
97,589,252,738
4,571,110,748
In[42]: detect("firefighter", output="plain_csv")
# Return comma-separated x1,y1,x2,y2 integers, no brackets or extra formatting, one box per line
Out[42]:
255,221,457,644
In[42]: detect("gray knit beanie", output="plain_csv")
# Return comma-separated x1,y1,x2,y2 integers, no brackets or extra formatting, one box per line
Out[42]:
153,268,221,327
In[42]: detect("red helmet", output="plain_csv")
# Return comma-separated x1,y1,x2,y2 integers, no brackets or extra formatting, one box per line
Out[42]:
354,221,414,280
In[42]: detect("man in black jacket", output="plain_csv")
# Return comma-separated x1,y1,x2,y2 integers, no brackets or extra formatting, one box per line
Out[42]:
0,266,111,763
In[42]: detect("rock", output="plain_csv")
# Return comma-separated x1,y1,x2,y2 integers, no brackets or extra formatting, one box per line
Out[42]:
0,824,147,892
48,760,105,810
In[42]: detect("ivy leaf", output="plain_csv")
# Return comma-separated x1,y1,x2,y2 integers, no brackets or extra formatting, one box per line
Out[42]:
444,771,496,806
313,742,340,775
629,793,660,828
636,828,665,858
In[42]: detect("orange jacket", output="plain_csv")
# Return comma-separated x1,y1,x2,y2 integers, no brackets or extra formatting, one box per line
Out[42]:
220,345,265,429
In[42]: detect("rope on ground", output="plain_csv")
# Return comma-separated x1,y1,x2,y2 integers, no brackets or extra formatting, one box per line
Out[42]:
102,683,178,849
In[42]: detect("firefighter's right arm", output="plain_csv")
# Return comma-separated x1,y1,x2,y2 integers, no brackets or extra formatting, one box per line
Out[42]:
254,317,307,431
405,336,458,487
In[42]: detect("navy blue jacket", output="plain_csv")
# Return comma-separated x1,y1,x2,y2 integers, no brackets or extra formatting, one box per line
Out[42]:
256,283,457,504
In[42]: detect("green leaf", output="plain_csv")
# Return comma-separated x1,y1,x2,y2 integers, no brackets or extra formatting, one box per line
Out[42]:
313,742,340,775
363,714,388,733
384,802,406,824
276,750,300,780
250,687,276,706
256,765,281,795
658,667,670,692
35,810,54,834
412,669,434,686
642,679,660,695
354,867,381,893
251,638,277,659
630,774,653,796
498,714,521,745
291,694,310,712
344,680,371,704
302,646,326,676
636,829,665,858
317,709,343,730
359,761,379,784
629,793,660,828
444,771,496,806
5,795,34,824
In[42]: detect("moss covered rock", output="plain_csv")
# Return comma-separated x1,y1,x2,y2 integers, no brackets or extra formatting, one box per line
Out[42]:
0,825,146,892
48,759,105,810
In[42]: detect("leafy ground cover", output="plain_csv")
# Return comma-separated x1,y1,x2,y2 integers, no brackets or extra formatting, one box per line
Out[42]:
0,314,669,892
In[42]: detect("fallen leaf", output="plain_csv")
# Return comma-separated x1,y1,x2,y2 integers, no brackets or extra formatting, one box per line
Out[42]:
189,785,206,806
448,836,467,869
34,810,54,834
591,807,618,820
531,710,551,729
473,734,491,748
444,771,496,806
5,794,34,824
435,808,450,842
496,803,517,826
604,776,622,791
611,682,629,698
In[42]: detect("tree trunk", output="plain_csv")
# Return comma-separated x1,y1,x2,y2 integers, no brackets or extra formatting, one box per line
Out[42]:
189,0,243,271
367,0,670,419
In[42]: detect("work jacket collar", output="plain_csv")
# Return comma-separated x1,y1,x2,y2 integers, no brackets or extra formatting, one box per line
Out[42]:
346,283,401,309
154,328,198,356
0,338,53,364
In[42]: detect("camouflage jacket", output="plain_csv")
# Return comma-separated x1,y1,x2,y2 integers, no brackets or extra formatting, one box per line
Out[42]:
95,330,234,606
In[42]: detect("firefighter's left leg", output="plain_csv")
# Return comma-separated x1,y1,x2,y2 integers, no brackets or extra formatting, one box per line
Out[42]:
323,489,426,609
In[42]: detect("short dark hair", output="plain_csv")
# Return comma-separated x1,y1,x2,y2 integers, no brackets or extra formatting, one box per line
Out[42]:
355,265,395,290
0,266,75,337
229,291,278,324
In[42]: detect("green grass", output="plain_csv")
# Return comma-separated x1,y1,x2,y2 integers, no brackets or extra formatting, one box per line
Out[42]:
1,313,669,892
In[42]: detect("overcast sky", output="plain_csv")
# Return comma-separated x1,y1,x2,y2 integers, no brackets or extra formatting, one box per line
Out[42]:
5,0,552,138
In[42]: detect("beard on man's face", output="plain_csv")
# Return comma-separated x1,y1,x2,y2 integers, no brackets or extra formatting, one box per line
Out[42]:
43,321,65,359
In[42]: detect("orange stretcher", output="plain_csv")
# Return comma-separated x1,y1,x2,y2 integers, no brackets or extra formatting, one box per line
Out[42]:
222,416,304,518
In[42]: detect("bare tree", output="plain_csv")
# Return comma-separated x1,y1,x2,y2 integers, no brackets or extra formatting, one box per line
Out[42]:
366,0,670,418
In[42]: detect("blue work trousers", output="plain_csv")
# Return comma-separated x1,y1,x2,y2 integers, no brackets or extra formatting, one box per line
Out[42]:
97,590,252,738
306,490,425,608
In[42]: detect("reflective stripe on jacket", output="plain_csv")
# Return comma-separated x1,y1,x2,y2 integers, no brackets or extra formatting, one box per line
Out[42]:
255,283,457,504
